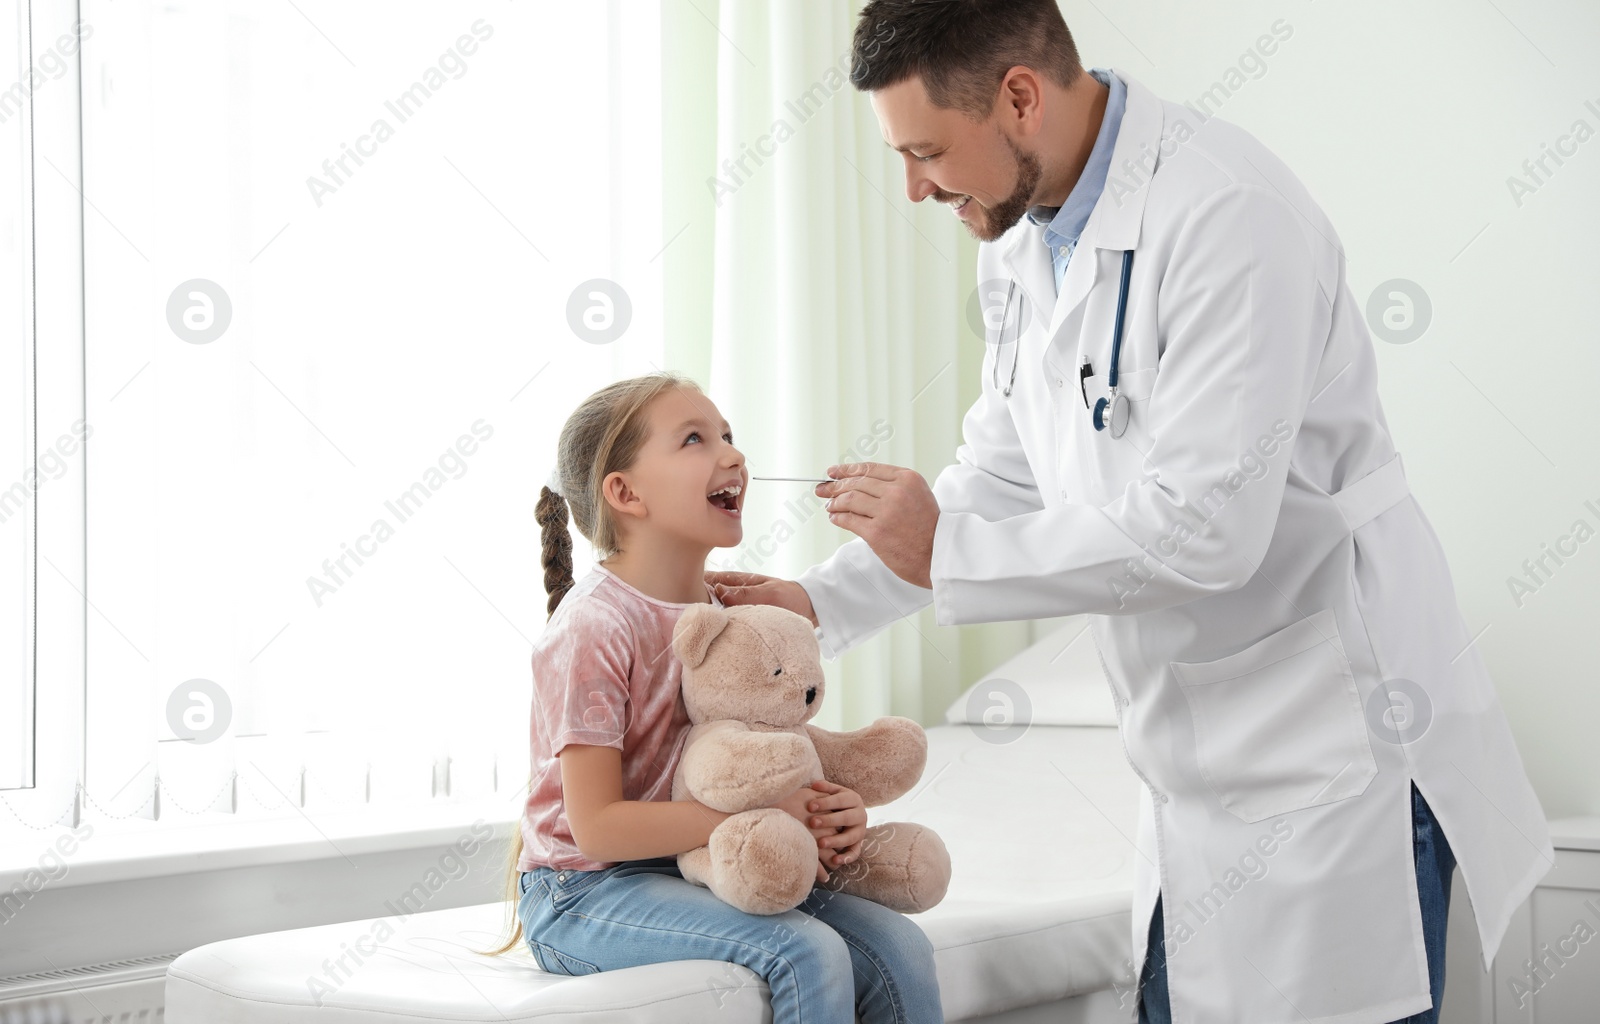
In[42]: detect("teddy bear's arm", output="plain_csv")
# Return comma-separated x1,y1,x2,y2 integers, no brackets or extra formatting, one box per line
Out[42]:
804,717,927,807
680,721,815,813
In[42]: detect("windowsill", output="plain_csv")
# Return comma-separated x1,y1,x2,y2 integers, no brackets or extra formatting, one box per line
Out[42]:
0,796,521,891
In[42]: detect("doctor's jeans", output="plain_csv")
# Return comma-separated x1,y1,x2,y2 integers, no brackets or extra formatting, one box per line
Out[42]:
1137,781,1456,1024
517,855,945,1024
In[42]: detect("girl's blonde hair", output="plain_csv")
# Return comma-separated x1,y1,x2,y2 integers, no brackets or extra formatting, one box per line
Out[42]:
475,369,704,958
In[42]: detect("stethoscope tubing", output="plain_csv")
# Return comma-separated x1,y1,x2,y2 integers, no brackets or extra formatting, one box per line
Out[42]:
996,249,1135,440
1108,249,1133,391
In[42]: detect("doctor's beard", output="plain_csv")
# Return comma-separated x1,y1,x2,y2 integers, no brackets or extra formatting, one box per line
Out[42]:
935,133,1043,243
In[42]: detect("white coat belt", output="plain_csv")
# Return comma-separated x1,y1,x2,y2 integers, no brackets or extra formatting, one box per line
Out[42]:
1332,453,1409,531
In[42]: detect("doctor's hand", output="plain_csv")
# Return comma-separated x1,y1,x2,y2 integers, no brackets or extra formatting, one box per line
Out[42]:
815,463,938,590
704,570,819,627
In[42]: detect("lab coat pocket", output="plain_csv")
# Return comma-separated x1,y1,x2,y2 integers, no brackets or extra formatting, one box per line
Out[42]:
1170,608,1378,823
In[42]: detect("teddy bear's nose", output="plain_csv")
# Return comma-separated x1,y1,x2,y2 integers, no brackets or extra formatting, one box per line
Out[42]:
804,686,816,705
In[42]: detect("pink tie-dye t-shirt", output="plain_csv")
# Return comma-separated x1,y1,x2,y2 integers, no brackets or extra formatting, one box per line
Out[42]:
518,563,723,872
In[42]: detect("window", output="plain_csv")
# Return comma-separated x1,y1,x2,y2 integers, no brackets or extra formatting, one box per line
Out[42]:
2,0,666,842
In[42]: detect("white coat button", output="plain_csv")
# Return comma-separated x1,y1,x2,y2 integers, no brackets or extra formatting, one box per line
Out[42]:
1056,378,1063,388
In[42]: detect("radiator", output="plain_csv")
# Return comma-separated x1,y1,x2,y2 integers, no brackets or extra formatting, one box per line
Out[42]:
0,954,177,1023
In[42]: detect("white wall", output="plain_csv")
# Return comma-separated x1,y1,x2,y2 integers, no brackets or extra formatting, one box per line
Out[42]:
1059,0,1600,819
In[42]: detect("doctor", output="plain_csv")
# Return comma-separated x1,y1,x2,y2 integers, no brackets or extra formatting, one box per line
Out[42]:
708,2,1555,1023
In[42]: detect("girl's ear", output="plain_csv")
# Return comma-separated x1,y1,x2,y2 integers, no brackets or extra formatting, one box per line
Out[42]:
673,604,731,668
600,470,644,520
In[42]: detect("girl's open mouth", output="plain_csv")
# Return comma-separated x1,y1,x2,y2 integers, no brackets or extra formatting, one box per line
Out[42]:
707,482,742,519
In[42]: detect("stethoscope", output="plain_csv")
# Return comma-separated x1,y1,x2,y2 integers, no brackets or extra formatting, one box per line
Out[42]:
993,248,1135,439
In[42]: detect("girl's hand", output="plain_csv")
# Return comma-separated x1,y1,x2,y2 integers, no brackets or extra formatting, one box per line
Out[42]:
806,779,867,870
771,784,836,884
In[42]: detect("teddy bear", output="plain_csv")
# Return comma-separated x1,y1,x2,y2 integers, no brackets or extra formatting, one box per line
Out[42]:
669,601,951,917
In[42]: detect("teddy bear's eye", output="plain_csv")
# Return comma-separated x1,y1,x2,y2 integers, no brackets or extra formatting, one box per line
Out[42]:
773,667,782,676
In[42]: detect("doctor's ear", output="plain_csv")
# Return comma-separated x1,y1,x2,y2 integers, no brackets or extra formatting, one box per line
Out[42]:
996,65,1046,134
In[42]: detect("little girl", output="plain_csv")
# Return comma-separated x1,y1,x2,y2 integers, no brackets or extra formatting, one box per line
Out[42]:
480,371,945,1024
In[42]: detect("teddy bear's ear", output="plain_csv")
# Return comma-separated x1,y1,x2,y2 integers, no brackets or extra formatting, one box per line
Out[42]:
672,604,732,669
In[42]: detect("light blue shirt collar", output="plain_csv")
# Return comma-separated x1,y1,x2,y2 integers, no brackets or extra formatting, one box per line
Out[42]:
1026,67,1126,290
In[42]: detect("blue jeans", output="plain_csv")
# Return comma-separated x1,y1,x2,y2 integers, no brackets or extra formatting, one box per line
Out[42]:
1138,781,1456,1024
517,855,944,1024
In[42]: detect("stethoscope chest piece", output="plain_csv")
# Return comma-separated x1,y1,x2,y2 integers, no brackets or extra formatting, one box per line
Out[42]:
1092,391,1130,438
1088,249,1137,439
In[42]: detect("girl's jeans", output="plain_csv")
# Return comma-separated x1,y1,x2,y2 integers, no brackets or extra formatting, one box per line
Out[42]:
1138,780,1457,1024
517,855,945,1024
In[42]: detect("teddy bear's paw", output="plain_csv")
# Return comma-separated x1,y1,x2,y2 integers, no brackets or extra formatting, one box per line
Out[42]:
706,808,816,916
898,824,953,913
828,822,952,915
807,718,927,807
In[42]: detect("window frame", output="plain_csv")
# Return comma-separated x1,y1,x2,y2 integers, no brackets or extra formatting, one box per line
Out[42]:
1,0,85,838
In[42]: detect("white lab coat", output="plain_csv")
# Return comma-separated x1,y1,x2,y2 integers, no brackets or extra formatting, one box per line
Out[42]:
795,68,1554,1023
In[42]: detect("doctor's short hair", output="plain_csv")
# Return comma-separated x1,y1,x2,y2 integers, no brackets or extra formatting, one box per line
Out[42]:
850,0,1083,119
535,370,705,617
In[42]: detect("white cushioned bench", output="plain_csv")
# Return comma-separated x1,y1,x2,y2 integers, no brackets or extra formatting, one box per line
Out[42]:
168,720,1143,1023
